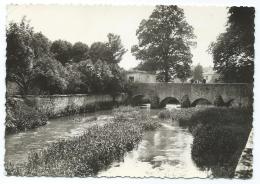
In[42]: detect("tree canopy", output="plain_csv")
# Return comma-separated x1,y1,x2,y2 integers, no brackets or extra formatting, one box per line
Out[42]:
7,17,38,94
132,5,196,82
208,7,255,83
50,40,72,64
6,18,127,96
192,64,204,81
89,34,127,64
71,42,89,62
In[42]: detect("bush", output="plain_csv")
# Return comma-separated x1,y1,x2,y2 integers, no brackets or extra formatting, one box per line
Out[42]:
180,95,190,108
179,107,253,178
179,107,252,132
214,95,225,106
5,98,47,134
170,107,207,123
158,109,171,119
150,95,160,109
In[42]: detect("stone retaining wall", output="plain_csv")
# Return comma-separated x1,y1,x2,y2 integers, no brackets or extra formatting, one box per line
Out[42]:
9,94,127,118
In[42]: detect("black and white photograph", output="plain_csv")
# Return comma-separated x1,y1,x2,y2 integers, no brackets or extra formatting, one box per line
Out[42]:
0,0,258,182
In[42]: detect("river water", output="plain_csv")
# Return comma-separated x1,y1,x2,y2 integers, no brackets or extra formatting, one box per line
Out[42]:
5,104,211,178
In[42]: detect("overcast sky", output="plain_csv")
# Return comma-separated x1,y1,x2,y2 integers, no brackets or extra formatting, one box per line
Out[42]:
7,5,228,69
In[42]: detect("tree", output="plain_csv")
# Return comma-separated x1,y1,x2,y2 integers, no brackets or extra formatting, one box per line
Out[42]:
31,32,51,59
176,62,192,82
89,34,126,64
107,33,127,64
31,55,68,94
192,64,204,82
50,40,72,64
131,5,196,82
208,7,255,83
6,17,34,94
71,42,89,62
89,42,111,63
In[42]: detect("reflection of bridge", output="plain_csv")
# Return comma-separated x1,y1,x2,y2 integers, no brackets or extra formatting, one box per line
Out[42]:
131,83,253,108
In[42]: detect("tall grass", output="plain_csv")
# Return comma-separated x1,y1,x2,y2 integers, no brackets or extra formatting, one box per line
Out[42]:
158,106,207,122
5,106,161,176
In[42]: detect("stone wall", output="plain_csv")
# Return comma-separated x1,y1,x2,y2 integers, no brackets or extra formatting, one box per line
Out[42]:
131,83,253,108
9,94,127,118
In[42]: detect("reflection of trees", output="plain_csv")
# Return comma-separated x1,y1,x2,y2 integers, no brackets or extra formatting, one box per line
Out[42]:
138,127,189,166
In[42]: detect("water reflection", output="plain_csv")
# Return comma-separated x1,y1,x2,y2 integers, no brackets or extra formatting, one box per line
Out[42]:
98,123,211,178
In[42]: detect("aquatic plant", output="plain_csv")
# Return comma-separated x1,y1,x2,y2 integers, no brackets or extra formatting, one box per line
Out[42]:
5,106,161,176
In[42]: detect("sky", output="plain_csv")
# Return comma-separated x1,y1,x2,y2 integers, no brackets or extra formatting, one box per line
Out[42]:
7,5,228,69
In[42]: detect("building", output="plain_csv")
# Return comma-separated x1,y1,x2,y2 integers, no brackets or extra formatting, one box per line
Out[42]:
126,70,156,83
203,67,219,83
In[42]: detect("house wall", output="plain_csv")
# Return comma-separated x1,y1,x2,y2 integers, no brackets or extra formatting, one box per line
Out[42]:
126,73,156,83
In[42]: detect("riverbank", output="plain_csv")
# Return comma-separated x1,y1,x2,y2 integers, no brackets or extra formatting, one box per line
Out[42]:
158,106,253,178
5,95,124,135
5,98,48,134
5,106,161,176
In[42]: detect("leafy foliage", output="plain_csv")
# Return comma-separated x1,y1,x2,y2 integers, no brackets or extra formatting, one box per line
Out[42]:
50,40,72,64
181,95,191,108
192,64,203,82
177,107,252,178
6,18,127,96
30,55,68,94
5,98,47,134
208,7,255,83
71,42,89,62
132,5,196,82
6,17,35,94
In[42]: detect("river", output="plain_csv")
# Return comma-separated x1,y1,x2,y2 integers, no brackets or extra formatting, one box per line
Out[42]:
5,104,211,178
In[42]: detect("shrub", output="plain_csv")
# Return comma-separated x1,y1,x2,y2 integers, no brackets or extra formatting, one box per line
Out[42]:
214,95,225,106
113,106,161,130
179,107,253,178
179,107,252,132
5,98,47,134
158,109,171,119
180,95,190,108
150,95,160,109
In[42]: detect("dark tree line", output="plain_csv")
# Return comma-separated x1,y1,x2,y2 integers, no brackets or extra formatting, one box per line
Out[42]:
208,7,255,83
6,17,127,96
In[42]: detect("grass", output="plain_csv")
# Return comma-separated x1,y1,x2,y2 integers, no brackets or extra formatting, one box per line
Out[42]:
165,106,252,178
5,106,161,176
5,98,48,134
158,106,208,122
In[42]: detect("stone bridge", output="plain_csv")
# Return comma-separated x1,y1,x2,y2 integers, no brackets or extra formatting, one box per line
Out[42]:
130,83,253,108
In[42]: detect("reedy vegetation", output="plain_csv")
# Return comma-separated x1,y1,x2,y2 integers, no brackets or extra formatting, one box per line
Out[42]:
5,106,161,176
158,106,253,178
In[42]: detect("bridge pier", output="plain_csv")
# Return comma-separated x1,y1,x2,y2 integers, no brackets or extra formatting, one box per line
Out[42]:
130,83,253,108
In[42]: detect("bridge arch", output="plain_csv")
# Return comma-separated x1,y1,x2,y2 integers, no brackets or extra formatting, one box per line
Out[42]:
132,94,152,106
159,97,180,108
132,94,145,106
191,98,212,107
